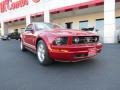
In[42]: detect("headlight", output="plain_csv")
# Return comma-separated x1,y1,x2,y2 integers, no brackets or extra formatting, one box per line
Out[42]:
53,37,68,45
73,37,80,44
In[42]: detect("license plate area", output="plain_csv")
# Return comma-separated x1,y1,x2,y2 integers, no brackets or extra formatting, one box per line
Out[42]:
88,48,96,56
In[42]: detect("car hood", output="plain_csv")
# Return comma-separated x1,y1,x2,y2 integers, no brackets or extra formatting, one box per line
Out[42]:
48,29,97,37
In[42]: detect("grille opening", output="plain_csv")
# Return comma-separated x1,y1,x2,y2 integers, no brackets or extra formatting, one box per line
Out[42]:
53,37,68,45
72,36,99,44
75,53,88,58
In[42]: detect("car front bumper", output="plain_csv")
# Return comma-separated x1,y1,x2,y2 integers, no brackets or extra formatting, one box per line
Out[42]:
49,43,102,62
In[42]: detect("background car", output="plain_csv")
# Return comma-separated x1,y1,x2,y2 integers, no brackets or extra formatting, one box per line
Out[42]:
20,22,102,65
7,32,20,40
0,32,20,41
0,35,10,40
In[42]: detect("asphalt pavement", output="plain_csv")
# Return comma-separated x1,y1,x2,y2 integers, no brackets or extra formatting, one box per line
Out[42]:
0,40,120,90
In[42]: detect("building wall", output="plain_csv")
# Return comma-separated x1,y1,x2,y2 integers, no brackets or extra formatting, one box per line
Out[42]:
116,9,120,17
1,9,120,34
53,12,104,29
7,24,26,33
5,9,120,34
0,0,93,22
5,11,104,33
52,9,120,29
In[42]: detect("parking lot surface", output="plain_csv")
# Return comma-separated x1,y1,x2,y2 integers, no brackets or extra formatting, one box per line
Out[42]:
0,40,120,90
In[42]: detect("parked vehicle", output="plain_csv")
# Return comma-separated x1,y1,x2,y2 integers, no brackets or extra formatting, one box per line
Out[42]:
20,22,102,65
0,32,20,41
0,35,10,40
7,32,20,40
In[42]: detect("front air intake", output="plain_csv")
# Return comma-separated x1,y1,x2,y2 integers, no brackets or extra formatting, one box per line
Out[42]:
72,36,99,44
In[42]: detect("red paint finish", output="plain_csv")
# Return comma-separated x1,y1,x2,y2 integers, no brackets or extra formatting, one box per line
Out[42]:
50,43,102,61
21,22,102,62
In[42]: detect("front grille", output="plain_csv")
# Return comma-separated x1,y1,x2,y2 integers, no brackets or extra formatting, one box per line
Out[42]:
72,36,99,44
75,53,88,58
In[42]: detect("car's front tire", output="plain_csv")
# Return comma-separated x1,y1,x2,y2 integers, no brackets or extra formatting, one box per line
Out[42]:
20,40,26,51
37,40,53,65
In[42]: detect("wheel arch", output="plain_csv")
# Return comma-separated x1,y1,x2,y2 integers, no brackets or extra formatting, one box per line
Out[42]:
36,37,49,50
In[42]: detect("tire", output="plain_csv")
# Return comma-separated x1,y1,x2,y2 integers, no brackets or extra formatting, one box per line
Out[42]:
117,36,120,43
20,40,26,51
8,37,11,40
37,40,53,65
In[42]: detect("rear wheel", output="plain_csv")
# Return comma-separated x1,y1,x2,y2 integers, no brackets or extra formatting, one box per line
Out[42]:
7,36,11,40
20,40,26,51
37,40,53,65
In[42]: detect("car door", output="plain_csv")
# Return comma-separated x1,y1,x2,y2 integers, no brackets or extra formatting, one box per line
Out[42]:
23,24,35,49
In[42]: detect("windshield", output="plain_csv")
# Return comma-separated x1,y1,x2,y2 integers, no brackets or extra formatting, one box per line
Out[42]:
35,22,65,30
45,23,64,29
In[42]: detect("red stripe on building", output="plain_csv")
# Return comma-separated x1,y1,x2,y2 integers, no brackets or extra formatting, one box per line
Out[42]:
50,0,104,14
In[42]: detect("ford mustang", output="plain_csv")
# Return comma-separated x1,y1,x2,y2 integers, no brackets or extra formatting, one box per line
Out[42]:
20,22,102,65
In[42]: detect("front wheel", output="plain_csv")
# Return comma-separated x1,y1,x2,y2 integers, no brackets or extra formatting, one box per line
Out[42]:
7,37,11,40
37,40,53,65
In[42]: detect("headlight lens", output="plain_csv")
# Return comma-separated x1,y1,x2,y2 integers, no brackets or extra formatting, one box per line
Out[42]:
53,37,68,45
73,37,80,44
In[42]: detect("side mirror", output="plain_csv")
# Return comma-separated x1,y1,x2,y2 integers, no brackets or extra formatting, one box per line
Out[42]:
30,29,34,33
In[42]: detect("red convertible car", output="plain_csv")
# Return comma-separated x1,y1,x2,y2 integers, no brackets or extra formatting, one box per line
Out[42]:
20,22,102,65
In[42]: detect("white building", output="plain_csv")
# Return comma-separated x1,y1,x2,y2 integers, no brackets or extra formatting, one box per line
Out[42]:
0,0,120,43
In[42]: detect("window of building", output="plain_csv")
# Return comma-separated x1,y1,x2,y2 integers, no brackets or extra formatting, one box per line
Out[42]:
65,22,73,29
96,19,104,29
79,20,88,29
116,17,120,30
116,17,120,43
95,19,104,42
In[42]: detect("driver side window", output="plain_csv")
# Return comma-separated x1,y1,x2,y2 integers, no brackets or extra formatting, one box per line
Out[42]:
25,24,33,31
